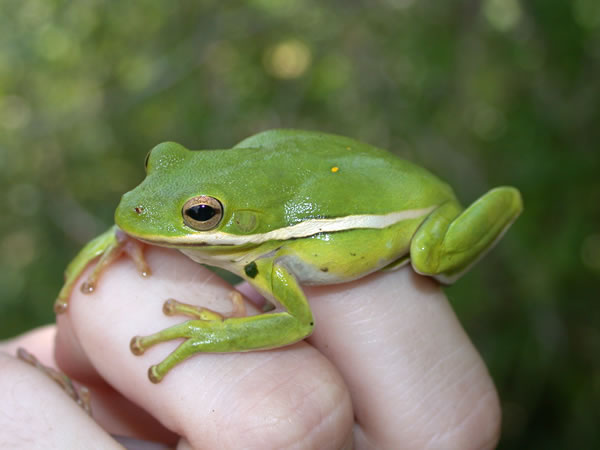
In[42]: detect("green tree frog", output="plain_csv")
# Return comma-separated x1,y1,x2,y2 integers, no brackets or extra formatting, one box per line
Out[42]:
54,129,522,383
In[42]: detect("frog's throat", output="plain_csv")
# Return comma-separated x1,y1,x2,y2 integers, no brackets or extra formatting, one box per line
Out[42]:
135,206,437,247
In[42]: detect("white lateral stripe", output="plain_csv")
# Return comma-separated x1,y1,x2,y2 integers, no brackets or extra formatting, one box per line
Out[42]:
161,206,436,246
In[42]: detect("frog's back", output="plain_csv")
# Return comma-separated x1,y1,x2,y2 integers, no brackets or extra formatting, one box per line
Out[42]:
236,129,401,164
230,129,457,220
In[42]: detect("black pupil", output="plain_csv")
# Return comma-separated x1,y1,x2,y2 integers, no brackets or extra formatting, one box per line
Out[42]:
187,204,216,222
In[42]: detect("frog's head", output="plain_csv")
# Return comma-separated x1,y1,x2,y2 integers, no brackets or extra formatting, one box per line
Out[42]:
115,142,271,248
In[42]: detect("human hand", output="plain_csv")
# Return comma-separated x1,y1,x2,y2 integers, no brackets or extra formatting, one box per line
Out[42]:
1,247,501,449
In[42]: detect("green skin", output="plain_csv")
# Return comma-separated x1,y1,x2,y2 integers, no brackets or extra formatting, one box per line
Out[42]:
54,129,523,383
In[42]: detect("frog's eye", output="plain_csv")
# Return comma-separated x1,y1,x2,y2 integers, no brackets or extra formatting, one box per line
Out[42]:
182,196,223,231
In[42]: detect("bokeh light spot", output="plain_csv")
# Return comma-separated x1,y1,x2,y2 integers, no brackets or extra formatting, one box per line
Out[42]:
463,102,507,141
581,234,600,272
0,95,31,130
18,0,53,27
483,0,522,31
118,57,161,92
264,39,312,79
8,184,40,217
381,0,416,9
1,230,37,269
573,0,600,29
250,0,301,16
36,25,76,61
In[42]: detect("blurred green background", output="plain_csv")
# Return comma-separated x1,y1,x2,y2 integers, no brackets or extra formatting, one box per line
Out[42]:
1,0,599,447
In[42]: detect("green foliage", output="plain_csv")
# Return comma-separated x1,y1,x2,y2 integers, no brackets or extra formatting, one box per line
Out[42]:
1,1,598,447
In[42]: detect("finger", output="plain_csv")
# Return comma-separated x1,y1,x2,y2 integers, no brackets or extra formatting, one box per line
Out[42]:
54,274,178,445
65,246,354,448
0,324,57,364
0,351,122,449
1,324,171,444
305,267,501,449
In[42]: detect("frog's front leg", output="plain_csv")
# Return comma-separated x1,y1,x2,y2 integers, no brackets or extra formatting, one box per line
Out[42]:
410,186,523,284
54,226,151,313
130,257,314,383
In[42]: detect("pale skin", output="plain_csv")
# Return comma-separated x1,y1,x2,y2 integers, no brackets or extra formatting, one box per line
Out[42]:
1,247,501,449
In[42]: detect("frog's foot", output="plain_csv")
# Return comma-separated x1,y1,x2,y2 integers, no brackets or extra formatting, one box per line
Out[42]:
161,291,247,321
131,292,249,359
54,227,151,314
17,348,92,415
81,229,151,295
410,187,523,284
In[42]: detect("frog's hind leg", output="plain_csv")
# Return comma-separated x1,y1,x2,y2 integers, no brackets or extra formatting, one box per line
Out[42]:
410,186,522,284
